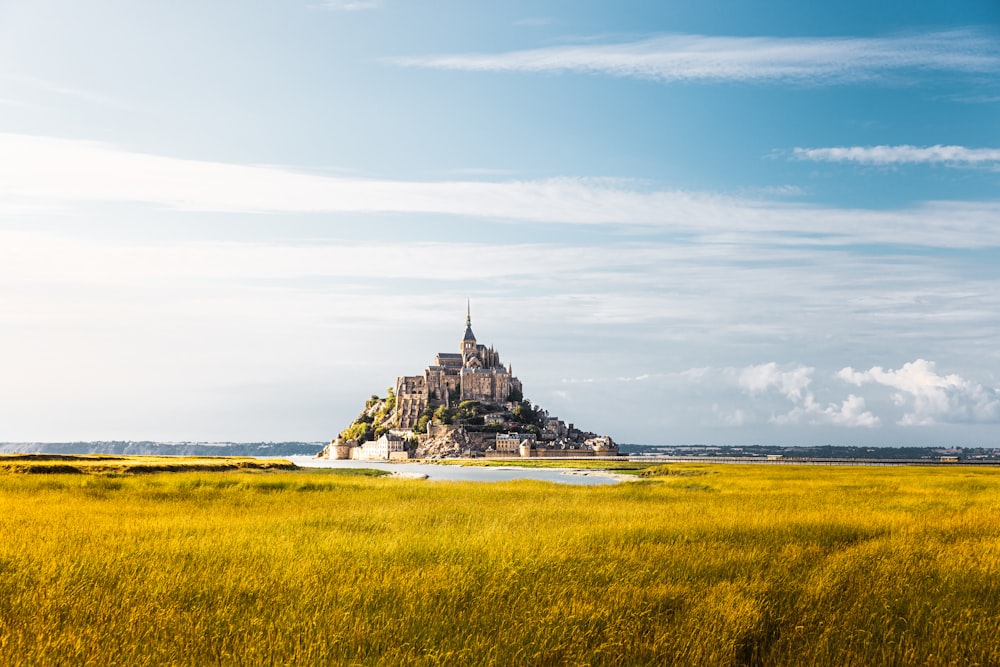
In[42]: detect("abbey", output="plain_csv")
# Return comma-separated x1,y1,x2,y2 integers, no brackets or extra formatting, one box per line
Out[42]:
395,305,522,429
320,304,619,460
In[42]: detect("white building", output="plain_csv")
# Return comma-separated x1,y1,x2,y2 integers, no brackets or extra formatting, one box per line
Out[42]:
496,432,537,454
354,433,408,461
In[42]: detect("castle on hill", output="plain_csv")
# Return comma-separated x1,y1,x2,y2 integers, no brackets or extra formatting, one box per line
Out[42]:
318,304,617,461
395,304,522,429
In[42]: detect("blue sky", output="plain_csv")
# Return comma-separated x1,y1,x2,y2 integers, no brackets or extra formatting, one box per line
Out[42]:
1,1,999,445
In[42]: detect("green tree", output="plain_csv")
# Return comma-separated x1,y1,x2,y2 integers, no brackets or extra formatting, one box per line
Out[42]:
512,400,537,427
414,415,431,434
434,405,455,425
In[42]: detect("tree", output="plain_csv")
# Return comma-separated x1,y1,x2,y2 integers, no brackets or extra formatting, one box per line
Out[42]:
512,400,534,424
342,421,373,443
434,405,455,425
414,414,431,434
456,400,484,420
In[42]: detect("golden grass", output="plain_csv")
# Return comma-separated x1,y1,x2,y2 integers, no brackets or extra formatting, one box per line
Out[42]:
1,464,999,665
0,454,295,475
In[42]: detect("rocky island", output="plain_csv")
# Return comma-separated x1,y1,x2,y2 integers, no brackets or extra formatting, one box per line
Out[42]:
319,305,617,460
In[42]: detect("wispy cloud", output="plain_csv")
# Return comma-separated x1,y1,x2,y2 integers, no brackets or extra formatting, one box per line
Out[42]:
947,93,1000,104
389,29,1000,85
4,133,1000,248
793,144,1000,167
0,74,129,109
319,0,382,10
514,17,552,27
0,97,37,109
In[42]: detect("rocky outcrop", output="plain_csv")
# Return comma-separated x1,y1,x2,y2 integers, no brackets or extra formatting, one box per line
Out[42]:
326,393,616,459
414,425,469,459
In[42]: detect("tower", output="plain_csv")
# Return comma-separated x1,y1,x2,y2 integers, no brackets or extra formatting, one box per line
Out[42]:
461,300,477,361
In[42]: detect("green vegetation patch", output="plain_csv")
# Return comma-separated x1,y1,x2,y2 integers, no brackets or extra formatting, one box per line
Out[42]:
639,463,712,478
299,467,392,478
1,465,999,665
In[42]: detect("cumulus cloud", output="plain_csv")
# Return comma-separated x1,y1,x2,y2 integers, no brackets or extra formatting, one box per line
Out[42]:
686,363,880,427
735,363,879,427
737,362,812,402
793,145,1000,167
838,359,1000,425
389,30,999,85
712,404,749,427
772,393,881,428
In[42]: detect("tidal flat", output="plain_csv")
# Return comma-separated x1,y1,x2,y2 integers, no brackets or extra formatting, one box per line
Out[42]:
1,464,999,665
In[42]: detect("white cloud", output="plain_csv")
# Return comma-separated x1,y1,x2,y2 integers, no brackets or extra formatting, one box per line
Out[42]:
750,184,807,197
319,0,382,10
793,145,1000,167
737,362,813,402
712,404,749,427
686,363,880,428
514,17,553,27
3,133,1000,249
390,30,999,84
679,367,712,382
733,363,879,427
773,394,881,428
838,359,1000,425
617,374,653,382
0,74,129,109
0,97,36,109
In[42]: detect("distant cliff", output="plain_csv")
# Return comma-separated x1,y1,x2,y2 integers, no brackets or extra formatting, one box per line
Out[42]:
0,442,324,457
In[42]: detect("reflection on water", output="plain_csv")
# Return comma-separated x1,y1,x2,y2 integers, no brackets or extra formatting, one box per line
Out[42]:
289,457,619,485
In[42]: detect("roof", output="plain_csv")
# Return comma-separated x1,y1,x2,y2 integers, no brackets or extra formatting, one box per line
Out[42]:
463,324,476,341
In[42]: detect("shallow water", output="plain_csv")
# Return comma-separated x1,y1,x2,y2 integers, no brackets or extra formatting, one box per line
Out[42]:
289,456,619,485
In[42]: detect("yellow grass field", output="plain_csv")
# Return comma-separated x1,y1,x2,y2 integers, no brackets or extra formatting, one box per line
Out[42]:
0,454,295,475
1,463,998,665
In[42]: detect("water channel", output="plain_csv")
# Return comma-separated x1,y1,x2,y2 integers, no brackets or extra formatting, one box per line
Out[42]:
289,456,621,485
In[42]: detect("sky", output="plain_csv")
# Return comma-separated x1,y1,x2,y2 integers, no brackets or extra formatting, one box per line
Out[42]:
1,1,999,446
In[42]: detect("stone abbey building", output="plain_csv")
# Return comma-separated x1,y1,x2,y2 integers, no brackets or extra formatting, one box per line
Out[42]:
395,306,523,429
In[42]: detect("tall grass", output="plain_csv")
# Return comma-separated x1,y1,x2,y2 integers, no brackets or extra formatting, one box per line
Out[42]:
1,465,999,665
0,454,295,474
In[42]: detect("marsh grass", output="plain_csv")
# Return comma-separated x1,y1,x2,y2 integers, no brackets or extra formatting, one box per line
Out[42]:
1,465,999,665
0,454,296,475
638,464,712,478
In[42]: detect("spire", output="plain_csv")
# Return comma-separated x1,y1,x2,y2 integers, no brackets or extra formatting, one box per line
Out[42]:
463,300,476,342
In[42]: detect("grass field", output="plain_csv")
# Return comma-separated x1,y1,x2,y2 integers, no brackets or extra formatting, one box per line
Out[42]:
0,453,296,474
1,463,999,665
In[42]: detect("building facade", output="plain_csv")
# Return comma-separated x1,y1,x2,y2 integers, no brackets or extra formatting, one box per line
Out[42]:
396,306,523,429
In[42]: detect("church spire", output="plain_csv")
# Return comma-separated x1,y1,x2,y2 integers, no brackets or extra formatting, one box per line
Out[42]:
462,300,476,343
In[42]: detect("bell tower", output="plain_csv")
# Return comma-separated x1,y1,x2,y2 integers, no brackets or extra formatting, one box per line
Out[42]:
461,300,477,362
